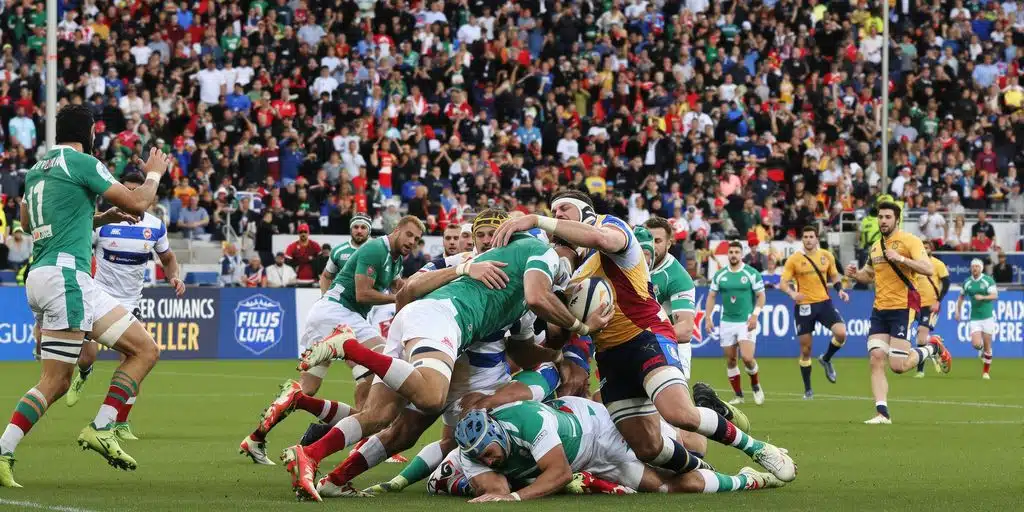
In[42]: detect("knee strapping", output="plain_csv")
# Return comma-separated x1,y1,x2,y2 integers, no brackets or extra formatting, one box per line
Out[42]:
95,314,135,348
39,336,82,364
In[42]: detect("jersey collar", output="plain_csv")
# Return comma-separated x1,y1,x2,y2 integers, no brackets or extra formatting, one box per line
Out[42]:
652,255,674,273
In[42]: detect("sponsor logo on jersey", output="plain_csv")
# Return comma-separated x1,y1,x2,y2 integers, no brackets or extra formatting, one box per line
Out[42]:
367,265,376,278
143,228,153,240
111,228,122,236
234,294,284,355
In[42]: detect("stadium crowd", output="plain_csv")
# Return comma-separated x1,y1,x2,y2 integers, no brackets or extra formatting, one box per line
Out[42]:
1,0,1024,273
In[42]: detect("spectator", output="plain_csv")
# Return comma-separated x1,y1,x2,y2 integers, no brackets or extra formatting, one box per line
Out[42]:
8,106,35,151
284,223,321,285
219,243,243,287
762,256,783,289
265,252,297,288
949,215,972,251
5,226,31,269
971,210,997,246
178,196,210,240
243,256,267,288
254,210,278,267
402,239,428,278
992,252,1014,283
919,200,947,248
311,243,331,280
970,231,995,252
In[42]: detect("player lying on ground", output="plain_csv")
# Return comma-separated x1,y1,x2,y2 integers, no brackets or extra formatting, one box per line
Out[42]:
1,105,171,487
778,226,849,399
282,227,613,501
914,240,949,377
62,171,186,442
238,216,416,465
955,258,998,379
489,190,796,484
449,397,786,502
845,201,952,424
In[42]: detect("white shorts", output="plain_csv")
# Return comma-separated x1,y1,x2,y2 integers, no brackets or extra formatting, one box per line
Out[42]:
27,265,120,333
676,341,692,381
382,298,462,363
570,397,646,490
718,321,756,347
438,362,510,426
427,449,470,496
300,298,381,352
969,318,997,337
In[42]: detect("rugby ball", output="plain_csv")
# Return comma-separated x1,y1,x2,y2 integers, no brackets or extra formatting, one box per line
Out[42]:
567,278,614,321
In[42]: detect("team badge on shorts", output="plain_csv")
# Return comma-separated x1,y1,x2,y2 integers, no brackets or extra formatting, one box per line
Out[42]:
234,294,284,355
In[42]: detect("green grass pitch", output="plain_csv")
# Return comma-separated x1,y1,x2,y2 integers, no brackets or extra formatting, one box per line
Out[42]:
0,358,1021,511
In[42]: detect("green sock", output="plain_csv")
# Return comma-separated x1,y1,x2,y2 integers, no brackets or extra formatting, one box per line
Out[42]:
394,456,431,487
699,469,750,492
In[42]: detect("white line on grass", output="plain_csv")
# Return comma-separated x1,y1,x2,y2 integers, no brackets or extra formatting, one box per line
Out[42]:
0,499,99,512
764,391,1024,409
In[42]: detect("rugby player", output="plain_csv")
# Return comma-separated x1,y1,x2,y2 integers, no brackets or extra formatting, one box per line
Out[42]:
318,214,371,294
63,171,186,441
914,241,950,377
239,216,420,464
955,259,998,379
283,219,609,501
845,202,952,424
439,223,464,258
1,105,170,486
779,226,849,399
449,397,785,502
704,241,767,405
489,191,795,487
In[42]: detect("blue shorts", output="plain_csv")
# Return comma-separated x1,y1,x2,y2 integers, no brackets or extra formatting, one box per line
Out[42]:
595,330,684,405
794,300,843,336
868,308,916,341
917,305,938,331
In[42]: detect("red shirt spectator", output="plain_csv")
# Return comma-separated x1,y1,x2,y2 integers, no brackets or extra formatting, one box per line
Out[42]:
284,224,322,283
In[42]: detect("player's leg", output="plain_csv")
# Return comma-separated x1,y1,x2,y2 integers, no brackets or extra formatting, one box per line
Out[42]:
721,330,743,402
739,337,762,405
888,310,950,376
81,296,160,470
818,304,845,383
914,318,932,377
426,448,474,496
318,407,437,497
981,328,993,379
66,340,99,407
797,333,814,398
865,334,892,424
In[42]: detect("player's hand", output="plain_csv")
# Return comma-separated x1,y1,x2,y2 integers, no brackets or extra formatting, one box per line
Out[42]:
954,310,961,322
137,147,172,176
746,315,757,331
457,392,488,412
883,249,903,263
838,290,850,302
973,294,984,301
469,493,520,503
557,359,590,397
790,292,805,302
704,315,715,335
100,207,140,225
491,214,538,248
584,303,615,333
845,263,858,278
468,261,509,289
170,277,186,297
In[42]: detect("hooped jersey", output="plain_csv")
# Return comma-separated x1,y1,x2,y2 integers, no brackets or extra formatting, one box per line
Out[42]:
869,231,926,310
780,248,839,305
570,214,674,350
93,212,169,307
917,256,949,307
24,145,116,273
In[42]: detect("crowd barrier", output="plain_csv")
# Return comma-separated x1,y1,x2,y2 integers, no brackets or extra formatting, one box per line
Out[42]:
1,287,1021,361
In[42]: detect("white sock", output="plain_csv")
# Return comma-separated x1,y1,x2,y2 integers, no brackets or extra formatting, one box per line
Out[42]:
697,469,719,493
93,404,119,429
0,424,24,454
336,416,363,447
726,366,741,378
695,407,720,437
382,359,415,390
357,435,388,467
745,363,759,375
416,440,445,469
318,400,352,424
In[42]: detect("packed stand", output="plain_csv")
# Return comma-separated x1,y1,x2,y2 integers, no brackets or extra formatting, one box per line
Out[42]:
0,0,1023,278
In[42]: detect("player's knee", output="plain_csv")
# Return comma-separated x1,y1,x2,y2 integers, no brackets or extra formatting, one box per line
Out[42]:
868,348,887,366
741,356,756,368
971,341,983,350
39,372,73,399
631,439,664,462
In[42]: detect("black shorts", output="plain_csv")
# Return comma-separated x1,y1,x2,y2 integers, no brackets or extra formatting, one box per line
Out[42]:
595,330,683,407
794,300,843,337
868,308,916,340
917,305,938,331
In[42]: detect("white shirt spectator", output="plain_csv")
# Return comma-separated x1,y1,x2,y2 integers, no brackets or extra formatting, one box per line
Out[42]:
457,23,482,45
193,68,227,105
8,115,35,150
264,263,297,288
719,83,738,102
119,94,145,117
860,34,884,64
682,111,714,135
235,65,255,86
85,74,105,98
556,136,579,163
919,211,947,242
130,44,153,66
311,76,340,98
321,55,341,72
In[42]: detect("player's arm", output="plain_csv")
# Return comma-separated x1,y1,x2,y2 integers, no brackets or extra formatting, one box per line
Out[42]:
778,259,800,301
508,445,573,501
19,201,29,231
975,280,998,301
467,471,512,497
525,271,611,337
494,214,627,254
354,273,396,305
92,208,140,228
505,338,561,370
394,260,509,311
749,289,766,330
938,275,951,302
703,288,717,333
102,148,170,215
885,239,933,276
157,248,185,297
463,367,556,411
319,268,335,295
845,261,874,284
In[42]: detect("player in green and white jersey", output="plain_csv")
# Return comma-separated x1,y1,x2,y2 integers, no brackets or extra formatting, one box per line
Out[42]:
1,105,172,487
239,216,420,464
448,397,784,502
704,241,767,406
955,259,999,379
640,218,697,373
285,228,613,501
318,214,372,294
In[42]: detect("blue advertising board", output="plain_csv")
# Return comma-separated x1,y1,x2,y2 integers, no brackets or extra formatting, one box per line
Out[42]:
217,288,298,359
935,252,1023,284
97,287,220,360
689,288,1024,359
0,287,35,361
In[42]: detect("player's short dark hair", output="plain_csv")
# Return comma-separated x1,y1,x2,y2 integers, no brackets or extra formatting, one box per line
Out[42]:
120,171,145,186
55,104,95,151
728,240,743,250
551,189,595,209
644,216,673,239
802,225,818,236
877,201,901,219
